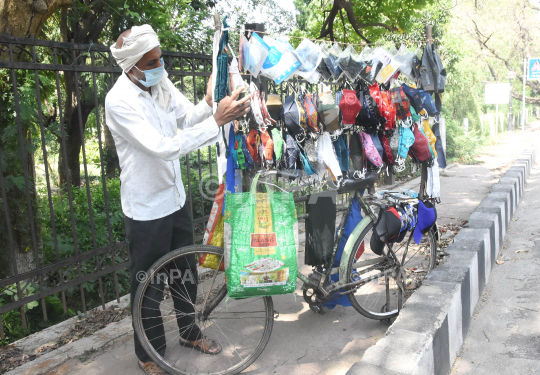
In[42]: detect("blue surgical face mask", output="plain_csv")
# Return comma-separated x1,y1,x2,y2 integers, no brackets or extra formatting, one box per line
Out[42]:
134,57,164,87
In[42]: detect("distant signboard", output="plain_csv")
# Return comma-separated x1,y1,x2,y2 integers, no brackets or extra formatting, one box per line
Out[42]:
484,83,511,105
529,58,540,80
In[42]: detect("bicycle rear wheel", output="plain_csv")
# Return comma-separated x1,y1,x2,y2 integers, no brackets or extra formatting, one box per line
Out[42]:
132,245,274,375
345,224,437,320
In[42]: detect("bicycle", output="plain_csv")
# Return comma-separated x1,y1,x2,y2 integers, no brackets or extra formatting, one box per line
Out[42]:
132,170,438,375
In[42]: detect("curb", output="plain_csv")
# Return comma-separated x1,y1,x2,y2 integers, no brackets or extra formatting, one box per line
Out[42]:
347,141,539,375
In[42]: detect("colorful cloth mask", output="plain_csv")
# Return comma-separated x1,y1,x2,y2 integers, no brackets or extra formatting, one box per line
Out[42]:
318,132,342,179
271,128,285,163
339,89,362,125
380,134,394,166
246,129,259,162
390,86,412,120
241,134,254,169
359,132,383,168
389,129,400,150
409,125,432,163
332,134,349,172
260,130,274,164
250,82,265,128
284,134,299,169
398,126,415,160
296,140,316,175
266,93,283,121
381,91,396,130
281,94,304,136
304,94,319,133
422,119,438,158
214,19,229,103
370,133,384,162
349,132,364,174
317,91,340,132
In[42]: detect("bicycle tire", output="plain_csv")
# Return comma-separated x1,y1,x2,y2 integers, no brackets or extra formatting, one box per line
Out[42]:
345,223,437,320
133,245,274,375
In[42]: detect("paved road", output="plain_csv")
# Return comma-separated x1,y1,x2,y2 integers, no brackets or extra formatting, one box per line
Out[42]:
47,123,540,375
452,151,540,374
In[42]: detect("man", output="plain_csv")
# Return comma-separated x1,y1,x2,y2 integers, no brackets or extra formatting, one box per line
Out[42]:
106,25,249,375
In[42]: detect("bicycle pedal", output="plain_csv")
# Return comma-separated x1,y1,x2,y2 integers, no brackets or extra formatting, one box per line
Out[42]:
307,270,325,288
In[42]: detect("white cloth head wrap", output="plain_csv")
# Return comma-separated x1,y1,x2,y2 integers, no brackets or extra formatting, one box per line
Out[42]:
110,24,160,72
110,24,171,110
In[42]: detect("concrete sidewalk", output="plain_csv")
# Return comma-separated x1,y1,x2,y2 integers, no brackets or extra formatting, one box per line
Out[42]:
451,148,540,374
7,122,540,375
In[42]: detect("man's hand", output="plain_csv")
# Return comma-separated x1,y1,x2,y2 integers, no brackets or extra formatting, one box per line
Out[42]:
213,86,250,127
205,75,213,107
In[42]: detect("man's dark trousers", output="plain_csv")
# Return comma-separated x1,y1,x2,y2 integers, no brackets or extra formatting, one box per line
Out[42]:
125,203,202,363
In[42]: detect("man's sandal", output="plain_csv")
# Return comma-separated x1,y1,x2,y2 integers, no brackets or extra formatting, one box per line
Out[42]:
179,337,222,355
138,360,169,375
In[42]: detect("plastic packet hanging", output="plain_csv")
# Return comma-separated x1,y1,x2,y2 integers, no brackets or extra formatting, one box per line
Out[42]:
272,39,301,84
240,35,249,72
394,44,413,79
320,42,341,80
358,57,383,85
358,46,373,61
388,45,399,56
336,45,351,72
294,39,322,83
246,33,270,78
317,42,333,81
373,47,393,68
376,57,401,84
260,36,284,79
328,43,344,79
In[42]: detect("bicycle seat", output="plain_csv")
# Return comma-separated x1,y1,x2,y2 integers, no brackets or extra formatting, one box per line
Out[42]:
337,171,378,193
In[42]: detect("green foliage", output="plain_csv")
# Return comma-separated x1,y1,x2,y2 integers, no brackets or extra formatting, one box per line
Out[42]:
0,284,76,345
444,116,490,164
291,0,435,44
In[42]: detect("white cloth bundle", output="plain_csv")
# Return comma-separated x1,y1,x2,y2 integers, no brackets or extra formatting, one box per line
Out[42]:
110,24,172,110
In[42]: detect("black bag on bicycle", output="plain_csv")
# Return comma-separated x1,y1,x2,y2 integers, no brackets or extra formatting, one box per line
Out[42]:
370,205,402,255
305,194,336,266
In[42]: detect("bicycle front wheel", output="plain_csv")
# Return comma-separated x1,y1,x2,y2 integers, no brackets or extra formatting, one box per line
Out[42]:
132,245,274,375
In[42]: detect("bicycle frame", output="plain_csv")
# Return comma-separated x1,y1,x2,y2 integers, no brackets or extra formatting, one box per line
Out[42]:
296,188,387,299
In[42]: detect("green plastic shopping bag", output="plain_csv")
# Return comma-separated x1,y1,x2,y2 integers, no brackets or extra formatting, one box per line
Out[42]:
224,173,298,298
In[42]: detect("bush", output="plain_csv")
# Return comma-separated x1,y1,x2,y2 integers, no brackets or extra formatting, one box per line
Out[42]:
445,117,491,164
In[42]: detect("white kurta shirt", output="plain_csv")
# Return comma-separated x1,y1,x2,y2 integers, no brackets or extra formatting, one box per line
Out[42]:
105,73,220,221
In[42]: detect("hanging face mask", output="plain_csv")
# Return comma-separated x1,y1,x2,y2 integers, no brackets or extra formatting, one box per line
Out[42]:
260,36,283,78
272,38,301,84
229,56,245,91
240,35,250,72
246,33,270,78
316,42,333,81
294,39,322,83
133,57,165,87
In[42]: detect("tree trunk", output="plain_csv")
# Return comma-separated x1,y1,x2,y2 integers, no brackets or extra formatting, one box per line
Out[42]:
0,0,72,41
102,108,120,178
57,92,95,188
0,90,40,278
